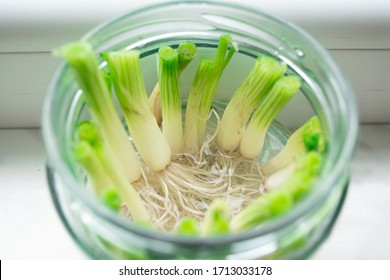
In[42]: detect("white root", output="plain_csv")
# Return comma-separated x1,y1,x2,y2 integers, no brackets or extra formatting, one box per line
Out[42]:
119,108,266,232
120,144,265,232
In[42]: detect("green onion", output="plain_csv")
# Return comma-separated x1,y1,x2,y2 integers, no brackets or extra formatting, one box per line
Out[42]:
264,163,296,191
75,121,149,222
72,139,111,197
182,58,214,153
184,35,238,153
149,42,197,125
158,46,183,154
104,50,171,171
201,199,230,236
217,56,286,152
231,151,322,232
177,42,199,71
239,76,301,159
230,189,293,232
101,188,122,212
262,116,322,176
287,151,323,202
175,217,199,236
230,197,270,232
53,42,142,182
266,151,322,202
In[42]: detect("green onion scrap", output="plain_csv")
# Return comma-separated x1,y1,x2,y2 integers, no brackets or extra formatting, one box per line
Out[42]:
55,34,325,238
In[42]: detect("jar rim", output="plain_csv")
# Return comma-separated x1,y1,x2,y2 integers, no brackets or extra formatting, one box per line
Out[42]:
42,0,359,246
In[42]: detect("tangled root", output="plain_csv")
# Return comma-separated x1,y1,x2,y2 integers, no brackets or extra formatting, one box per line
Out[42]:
120,110,265,232
120,144,266,232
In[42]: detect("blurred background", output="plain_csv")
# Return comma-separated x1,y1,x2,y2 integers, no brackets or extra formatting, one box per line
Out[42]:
0,0,389,259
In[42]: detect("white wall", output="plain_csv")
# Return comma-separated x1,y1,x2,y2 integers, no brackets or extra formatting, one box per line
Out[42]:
1,0,389,127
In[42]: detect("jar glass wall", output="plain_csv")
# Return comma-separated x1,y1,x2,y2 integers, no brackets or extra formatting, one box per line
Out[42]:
42,1,358,259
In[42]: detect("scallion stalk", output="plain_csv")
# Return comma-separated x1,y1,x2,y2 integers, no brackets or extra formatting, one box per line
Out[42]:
231,151,322,232
264,163,296,191
175,217,199,236
75,121,149,222
217,56,286,152
201,199,230,236
239,76,301,159
183,35,238,153
158,46,183,154
104,50,171,171
230,189,293,232
262,116,322,176
54,42,142,182
101,188,123,212
182,58,214,153
287,151,323,202
149,42,197,125
72,139,111,197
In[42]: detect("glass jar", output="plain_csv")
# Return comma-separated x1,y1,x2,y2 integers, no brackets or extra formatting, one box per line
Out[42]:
42,1,358,259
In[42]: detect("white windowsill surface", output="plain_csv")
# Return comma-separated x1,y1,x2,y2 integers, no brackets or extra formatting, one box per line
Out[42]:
0,124,389,259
